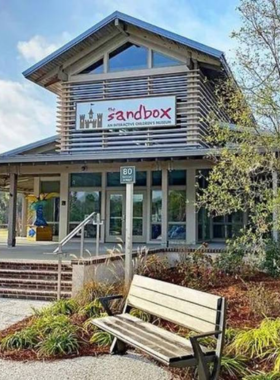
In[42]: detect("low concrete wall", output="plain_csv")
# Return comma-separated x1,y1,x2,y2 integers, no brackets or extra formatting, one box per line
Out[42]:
71,247,225,297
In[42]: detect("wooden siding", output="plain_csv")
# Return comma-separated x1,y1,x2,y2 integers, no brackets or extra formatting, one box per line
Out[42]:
56,69,228,152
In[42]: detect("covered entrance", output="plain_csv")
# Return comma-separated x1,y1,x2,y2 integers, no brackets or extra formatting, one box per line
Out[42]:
106,190,147,243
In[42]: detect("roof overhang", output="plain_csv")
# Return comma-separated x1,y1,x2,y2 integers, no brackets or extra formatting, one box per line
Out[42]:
22,11,231,92
0,148,219,166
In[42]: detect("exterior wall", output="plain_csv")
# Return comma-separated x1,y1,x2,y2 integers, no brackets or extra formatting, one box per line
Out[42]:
57,69,229,152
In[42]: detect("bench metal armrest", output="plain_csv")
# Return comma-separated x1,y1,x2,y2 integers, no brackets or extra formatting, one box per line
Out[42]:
191,330,222,341
98,294,123,316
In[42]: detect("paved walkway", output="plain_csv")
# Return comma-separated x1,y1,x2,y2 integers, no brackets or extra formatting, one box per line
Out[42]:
0,298,171,380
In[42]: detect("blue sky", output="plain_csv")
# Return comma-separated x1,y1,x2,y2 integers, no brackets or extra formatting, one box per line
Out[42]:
0,0,241,153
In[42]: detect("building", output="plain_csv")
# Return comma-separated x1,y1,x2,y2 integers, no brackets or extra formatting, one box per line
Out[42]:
0,11,245,248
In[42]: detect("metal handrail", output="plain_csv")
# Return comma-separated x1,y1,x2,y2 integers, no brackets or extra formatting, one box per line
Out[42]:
53,211,96,300
53,211,96,254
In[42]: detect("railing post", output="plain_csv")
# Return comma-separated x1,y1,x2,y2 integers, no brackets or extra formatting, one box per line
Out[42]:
96,213,100,256
80,225,85,258
57,244,62,300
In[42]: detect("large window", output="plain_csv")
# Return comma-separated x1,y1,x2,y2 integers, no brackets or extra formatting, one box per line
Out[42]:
69,191,101,238
152,51,182,68
107,171,147,187
79,58,104,74
196,169,244,241
71,173,101,188
168,190,186,240
151,190,162,240
108,42,148,72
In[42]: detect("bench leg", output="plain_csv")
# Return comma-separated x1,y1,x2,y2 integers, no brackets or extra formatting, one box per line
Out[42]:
190,338,210,380
110,337,127,355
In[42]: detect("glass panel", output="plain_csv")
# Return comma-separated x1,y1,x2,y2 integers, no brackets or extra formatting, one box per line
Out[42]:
110,194,123,217
107,172,125,187
79,58,104,74
136,171,147,186
213,225,225,239
69,191,101,222
151,224,161,240
109,194,123,236
44,198,60,223
133,219,143,236
197,208,211,241
40,181,60,193
168,224,186,240
152,171,162,186
133,194,143,237
151,190,162,223
109,42,148,72
168,170,186,186
70,173,101,188
133,194,143,218
168,190,186,222
69,223,97,238
152,51,182,68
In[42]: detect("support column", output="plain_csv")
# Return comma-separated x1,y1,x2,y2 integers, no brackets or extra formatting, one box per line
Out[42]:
186,168,197,245
273,170,279,242
161,167,168,246
8,173,18,247
100,171,106,243
34,177,40,197
20,194,28,237
59,173,69,242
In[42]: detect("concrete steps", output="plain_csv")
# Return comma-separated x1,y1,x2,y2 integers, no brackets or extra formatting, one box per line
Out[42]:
0,261,72,300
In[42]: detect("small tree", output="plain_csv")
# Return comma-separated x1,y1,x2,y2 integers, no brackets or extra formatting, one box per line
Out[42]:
197,0,280,262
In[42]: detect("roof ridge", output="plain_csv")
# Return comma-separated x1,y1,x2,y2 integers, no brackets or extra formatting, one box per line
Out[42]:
23,11,225,78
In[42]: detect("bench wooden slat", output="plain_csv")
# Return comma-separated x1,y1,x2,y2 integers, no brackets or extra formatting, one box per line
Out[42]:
127,294,216,332
129,285,218,325
132,275,220,310
92,314,215,363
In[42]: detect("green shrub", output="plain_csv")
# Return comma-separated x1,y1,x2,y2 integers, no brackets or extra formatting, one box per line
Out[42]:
33,315,75,337
77,281,119,305
37,329,80,357
220,355,248,379
241,280,280,318
243,372,280,380
231,318,280,358
130,308,151,322
260,240,280,278
1,328,39,350
79,299,105,318
90,331,113,346
33,299,79,317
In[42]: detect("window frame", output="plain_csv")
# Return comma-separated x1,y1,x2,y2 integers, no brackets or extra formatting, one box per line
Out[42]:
71,37,187,78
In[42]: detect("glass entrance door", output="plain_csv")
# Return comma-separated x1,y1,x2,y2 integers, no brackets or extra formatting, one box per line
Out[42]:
106,190,147,243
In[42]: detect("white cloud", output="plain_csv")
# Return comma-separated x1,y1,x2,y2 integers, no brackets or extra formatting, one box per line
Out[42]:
0,79,56,153
17,32,70,63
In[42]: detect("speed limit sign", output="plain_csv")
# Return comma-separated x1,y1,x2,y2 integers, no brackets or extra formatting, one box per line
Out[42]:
120,166,136,184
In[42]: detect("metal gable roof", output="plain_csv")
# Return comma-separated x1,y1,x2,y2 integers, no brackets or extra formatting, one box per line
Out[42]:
23,11,225,79
0,135,58,157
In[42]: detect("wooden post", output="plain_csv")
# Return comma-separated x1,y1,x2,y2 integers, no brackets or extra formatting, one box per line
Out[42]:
8,173,18,247
125,182,134,288
20,194,28,237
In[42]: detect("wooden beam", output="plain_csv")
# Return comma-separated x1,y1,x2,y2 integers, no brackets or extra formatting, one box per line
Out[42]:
8,173,18,247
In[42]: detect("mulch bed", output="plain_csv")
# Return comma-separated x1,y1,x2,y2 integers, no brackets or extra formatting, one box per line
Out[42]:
1,270,280,364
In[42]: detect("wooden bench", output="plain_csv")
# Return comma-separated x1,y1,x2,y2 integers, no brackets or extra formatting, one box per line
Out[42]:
92,275,226,380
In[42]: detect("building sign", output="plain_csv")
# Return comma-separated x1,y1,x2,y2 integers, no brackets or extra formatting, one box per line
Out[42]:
76,96,176,130
120,166,136,184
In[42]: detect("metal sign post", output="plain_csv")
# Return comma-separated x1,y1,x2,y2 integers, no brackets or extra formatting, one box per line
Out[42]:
120,166,136,288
